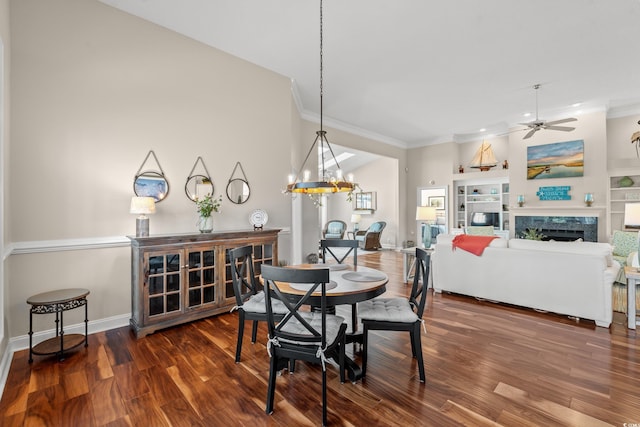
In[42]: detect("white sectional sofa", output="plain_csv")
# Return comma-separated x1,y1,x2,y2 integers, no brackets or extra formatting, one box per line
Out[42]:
432,234,620,328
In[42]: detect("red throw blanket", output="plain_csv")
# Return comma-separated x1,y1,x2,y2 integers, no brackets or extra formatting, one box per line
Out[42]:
451,234,498,256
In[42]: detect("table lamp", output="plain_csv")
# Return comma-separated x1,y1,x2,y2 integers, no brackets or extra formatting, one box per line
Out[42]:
416,206,437,248
130,196,156,237
350,213,362,232
624,202,640,269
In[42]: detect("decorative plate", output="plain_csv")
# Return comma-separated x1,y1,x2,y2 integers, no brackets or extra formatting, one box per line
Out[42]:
249,209,268,227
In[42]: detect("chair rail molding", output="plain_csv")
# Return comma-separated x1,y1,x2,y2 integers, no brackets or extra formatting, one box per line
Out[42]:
7,236,130,257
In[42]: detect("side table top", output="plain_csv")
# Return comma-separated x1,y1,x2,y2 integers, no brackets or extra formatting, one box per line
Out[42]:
400,246,434,254
27,288,90,305
624,266,640,280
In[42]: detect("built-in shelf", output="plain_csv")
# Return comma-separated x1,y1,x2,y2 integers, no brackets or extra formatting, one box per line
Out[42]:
609,174,640,234
454,178,509,230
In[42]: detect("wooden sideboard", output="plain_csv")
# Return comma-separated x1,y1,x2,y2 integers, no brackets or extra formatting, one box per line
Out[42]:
129,229,280,338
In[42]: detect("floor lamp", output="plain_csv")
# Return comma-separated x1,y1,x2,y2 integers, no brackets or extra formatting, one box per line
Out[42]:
416,206,437,248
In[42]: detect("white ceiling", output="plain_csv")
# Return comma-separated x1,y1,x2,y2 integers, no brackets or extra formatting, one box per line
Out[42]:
99,0,640,149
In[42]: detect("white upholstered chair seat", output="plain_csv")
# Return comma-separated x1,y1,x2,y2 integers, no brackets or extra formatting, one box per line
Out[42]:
278,312,345,346
243,291,288,314
358,298,419,323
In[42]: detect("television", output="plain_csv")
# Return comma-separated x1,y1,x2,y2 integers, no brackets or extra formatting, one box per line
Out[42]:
469,212,500,228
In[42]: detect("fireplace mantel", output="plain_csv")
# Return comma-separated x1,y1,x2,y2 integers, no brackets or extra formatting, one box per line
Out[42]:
510,206,605,216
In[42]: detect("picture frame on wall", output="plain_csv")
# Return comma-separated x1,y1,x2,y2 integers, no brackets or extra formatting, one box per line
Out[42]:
354,191,377,212
526,139,584,180
428,196,445,210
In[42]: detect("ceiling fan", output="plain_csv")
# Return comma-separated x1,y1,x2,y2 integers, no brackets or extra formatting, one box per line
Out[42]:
520,84,577,139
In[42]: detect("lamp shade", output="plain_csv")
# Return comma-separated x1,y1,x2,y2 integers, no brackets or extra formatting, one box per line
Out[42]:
416,206,437,222
624,203,640,229
130,196,156,215
350,214,362,223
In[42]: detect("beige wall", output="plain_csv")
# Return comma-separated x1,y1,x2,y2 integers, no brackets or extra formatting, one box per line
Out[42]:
10,0,294,241
6,0,297,339
1,0,11,364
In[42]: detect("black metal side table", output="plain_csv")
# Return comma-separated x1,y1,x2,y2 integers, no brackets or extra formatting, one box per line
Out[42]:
27,288,90,362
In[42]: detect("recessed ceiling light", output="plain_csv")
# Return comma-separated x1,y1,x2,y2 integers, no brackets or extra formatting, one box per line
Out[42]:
523,112,532,118
479,128,486,132
571,102,582,107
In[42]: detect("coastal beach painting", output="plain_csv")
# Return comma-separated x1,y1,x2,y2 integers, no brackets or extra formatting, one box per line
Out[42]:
526,140,584,180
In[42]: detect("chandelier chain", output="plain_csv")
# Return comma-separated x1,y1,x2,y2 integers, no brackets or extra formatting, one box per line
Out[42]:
284,0,356,195
319,0,323,132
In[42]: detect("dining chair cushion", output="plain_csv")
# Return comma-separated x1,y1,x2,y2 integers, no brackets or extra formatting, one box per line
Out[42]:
278,312,345,346
243,291,288,314
358,297,419,323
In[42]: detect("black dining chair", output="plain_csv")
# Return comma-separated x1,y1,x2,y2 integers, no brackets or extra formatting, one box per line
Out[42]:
228,245,287,363
262,264,347,426
320,238,358,265
357,247,430,382
320,238,359,333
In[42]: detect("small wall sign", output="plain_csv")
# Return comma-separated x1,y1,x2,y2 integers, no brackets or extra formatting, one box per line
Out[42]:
537,186,571,201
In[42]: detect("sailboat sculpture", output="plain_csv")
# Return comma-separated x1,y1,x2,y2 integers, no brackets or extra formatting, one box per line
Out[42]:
469,141,497,171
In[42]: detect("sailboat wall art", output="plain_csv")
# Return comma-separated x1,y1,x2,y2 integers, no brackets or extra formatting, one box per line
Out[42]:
526,140,584,180
469,141,497,171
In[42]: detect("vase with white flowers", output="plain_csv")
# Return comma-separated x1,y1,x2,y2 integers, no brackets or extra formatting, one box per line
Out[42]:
195,194,222,233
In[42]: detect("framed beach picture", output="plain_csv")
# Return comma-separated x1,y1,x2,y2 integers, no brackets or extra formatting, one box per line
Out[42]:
428,196,445,210
526,139,584,180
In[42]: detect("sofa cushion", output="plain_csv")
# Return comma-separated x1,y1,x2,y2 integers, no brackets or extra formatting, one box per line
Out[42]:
508,239,613,267
611,230,638,257
327,224,342,234
369,222,383,232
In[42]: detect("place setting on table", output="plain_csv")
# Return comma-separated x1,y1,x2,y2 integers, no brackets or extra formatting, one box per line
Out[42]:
277,263,388,307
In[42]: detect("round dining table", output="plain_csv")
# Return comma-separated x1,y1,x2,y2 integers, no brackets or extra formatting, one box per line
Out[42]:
277,263,389,381
278,263,388,306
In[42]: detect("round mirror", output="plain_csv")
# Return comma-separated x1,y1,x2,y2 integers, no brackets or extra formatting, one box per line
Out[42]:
226,178,250,204
185,174,213,202
134,171,169,202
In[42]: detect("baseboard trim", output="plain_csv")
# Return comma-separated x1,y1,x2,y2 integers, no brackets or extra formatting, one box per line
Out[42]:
0,313,130,400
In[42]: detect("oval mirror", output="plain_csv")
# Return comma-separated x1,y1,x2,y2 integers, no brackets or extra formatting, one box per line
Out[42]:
134,171,169,202
185,174,213,202
226,178,250,204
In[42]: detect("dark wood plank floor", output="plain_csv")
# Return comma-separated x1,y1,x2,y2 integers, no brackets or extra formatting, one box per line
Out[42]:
1,250,639,426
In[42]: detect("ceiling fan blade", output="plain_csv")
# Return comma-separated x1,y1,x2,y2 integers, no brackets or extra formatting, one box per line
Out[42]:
544,125,575,132
544,117,577,126
523,128,537,139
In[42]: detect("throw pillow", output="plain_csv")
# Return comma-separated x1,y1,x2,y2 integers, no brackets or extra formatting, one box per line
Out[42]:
466,226,495,236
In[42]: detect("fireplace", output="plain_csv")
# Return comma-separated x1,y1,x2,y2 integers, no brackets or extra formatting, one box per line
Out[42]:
514,216,598,242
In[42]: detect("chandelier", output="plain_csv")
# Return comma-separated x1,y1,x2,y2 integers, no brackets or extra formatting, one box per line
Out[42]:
286,0,356,194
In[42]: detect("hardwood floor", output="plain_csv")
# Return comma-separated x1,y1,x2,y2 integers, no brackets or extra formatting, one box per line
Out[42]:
1,250,639,426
